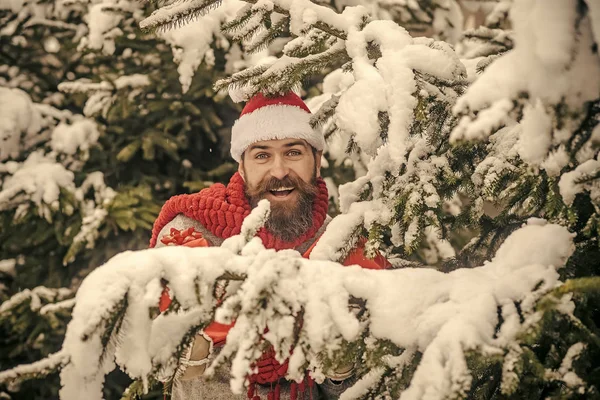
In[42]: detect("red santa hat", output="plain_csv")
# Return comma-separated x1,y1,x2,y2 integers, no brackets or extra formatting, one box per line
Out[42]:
230,92,325,162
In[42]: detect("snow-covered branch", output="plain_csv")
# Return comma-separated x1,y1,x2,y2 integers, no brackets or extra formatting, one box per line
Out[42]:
139,0,477,261
0,351,69,388
49,219,572,400
0,286,72,315
448,0,600,243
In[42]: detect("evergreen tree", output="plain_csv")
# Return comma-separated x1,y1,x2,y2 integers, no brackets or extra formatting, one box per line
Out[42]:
1,0,599,400
0,0,244,398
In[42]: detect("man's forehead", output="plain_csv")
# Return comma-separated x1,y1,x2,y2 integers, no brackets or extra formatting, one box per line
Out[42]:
248,138,309,150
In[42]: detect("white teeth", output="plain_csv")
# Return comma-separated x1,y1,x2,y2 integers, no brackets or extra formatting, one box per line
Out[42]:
272,187,294,192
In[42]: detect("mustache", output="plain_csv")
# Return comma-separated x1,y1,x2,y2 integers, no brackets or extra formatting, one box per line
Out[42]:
247,175,318,197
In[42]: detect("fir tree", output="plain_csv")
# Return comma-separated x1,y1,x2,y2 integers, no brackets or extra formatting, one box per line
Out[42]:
0,0,243,398
1,0,599,400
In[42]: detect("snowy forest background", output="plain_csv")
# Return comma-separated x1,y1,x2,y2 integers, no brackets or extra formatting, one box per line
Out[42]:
0,0,599,399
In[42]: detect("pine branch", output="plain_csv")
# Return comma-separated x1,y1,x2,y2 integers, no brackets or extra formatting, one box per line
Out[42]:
252,42,349,94
221,4,253,33
224,6,268,42
121,377,161,400
322,120,338,140
58,80,113,94
216,41,349,98
463,26,513,49
214,63,270,93
241,0,289,17
284,30,336,58
549,276,600,301
139,0,223,32
0,351,69,386
567,100,600,161
476,53,505,73
310,94,339,129
243,0,352,40
244,15,289,54
310,20,348,40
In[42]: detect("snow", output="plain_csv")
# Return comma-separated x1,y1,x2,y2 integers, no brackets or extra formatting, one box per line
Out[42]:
449,0,600,218
113,74,151,90
0,151,75,221
287,0,363,37
59,245,239,399
530,0,577,69
470,125,519,195
484,1,511,27
0,351,68,385
50,119,100,156
0,87,42,161
39,298,76,316
494,222,574,270
517,100,552,166
142,0,243,93
0,0,25,12
541,146,570,177
452,99,513,142
544,342,586,389
459,57,484,83
339,351,416,400
558,157,600,206
75,171,116,205
54,217,572,400
63,172,116,264
57,80,113,94
559,343,585,380
0,259,16,277
222,199,271,253
140,0,218,30
80,1,129,55
44,36,60,53
431,1,462,43
500,343,521,394
323,176,338,206
0,286,72,314
334,76,386,156
82,92,112,118
452,0,600,145
587,0,600,49
160,2,236,94
423,226,456,264
274,2,467,260
58,75,150,117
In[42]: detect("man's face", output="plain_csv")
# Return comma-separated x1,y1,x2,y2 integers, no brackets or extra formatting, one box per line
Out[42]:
239,138,322,241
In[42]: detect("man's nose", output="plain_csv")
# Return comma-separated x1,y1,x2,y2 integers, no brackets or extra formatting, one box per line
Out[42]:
269,156,290,180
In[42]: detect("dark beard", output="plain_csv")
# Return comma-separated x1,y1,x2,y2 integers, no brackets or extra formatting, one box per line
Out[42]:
245,174,318,242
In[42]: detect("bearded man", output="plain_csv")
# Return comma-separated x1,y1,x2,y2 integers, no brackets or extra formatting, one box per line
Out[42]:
149,92,389,400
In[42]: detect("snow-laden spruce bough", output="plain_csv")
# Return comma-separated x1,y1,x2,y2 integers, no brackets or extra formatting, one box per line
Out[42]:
46,199,573,400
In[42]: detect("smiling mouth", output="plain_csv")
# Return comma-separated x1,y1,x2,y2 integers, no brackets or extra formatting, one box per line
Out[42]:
269,187,295,198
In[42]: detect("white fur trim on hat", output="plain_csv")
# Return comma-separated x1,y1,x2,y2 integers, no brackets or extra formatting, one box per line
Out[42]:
230,105,325,162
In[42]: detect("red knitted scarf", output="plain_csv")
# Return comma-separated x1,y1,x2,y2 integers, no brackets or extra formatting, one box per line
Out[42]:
150,172,329,250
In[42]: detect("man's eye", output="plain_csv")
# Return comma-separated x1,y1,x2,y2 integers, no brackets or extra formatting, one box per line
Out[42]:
255,153,269,159
287,150,302,156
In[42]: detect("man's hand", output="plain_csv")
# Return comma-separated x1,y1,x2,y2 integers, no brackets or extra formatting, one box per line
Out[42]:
180,333,212,381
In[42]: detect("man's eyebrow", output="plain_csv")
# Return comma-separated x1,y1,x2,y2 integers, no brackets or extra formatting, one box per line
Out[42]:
248,144,271,151
283,140,308,148
248,141,307,152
